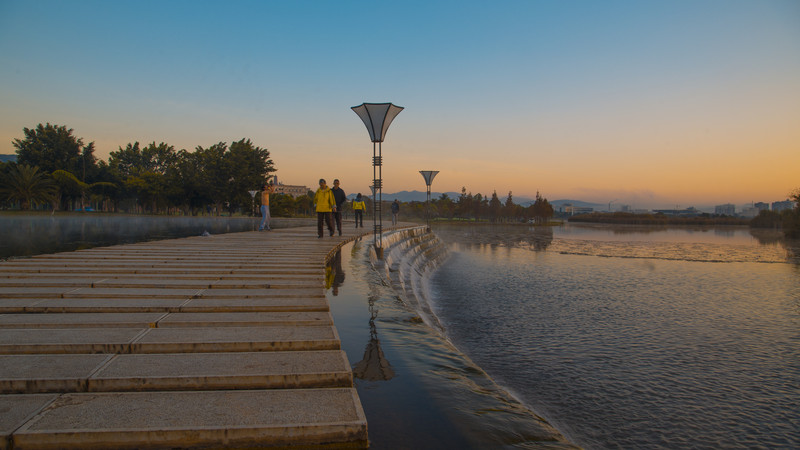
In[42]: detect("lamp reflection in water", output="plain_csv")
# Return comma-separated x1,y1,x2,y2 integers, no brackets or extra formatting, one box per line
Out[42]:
352,289,395,382
325,246,394,381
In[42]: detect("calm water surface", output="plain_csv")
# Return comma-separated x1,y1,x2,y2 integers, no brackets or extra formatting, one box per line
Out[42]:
428,223,800,449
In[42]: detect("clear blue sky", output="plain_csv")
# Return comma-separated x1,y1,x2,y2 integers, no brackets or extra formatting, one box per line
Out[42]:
2,0,798,208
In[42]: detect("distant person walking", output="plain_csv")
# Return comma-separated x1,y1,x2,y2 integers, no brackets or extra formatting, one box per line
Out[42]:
331,179,346,236
258,181,275,231
352,193,365,228
391,199,400,225
314,178,336,238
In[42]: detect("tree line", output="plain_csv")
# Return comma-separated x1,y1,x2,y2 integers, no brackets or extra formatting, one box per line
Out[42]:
401,188,555,224
0,123,283,215
0,123,556,223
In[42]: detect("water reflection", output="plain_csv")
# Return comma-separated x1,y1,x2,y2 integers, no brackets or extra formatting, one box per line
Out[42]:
325,249,346,295
432,222,798,264
325,247,395,381
352,289,396,382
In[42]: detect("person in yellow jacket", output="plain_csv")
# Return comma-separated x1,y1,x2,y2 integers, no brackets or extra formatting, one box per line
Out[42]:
352,193,365,228
314,178,336,238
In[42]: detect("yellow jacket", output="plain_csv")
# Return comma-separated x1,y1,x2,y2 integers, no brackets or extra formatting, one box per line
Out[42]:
314,187,336,212
352,200,365,210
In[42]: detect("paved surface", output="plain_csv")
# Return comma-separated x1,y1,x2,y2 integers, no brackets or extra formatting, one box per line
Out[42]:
0,224,405,449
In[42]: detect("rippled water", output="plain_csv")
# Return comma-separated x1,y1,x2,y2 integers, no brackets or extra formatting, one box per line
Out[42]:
428,223,800,449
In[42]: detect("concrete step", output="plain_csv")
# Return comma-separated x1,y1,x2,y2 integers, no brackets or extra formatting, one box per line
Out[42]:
0,272,322,282
1,351,352,394
0,278,322,290
0,326,340,355
0,296,330,314
0,311,333,328
8,389,368,449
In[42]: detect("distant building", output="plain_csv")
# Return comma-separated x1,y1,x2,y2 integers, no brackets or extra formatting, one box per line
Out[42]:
0,154,17,163
739,206,758,219
653,207,700,217
715,204,736,216
754,202,769,212
564,204,593,215
772,200,796,212
271,176,310,199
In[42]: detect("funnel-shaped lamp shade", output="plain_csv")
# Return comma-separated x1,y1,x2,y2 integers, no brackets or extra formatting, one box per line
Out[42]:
419,170,439,186
351,103,404,143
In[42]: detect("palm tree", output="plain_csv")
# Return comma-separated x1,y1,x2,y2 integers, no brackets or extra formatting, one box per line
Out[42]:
0,164,57,210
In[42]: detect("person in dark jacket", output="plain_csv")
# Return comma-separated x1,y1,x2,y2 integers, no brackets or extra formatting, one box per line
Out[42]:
331,179,347,236
391,199,400,225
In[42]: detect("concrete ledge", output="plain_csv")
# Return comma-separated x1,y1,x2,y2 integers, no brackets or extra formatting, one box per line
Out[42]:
0,328,145,355
11,389,368,449
157,312,333,327
89,351,353,392
0,326,340,355
0,313,167,329
0,394,59,447
0,355,112,394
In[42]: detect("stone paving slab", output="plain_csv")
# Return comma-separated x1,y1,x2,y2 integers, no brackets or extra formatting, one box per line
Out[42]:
13,298,188,313
0,272,322,282
12,389,368,449
0,299,47,312
0,328,146,355
62,287,203,299
180,297,329,312
1,351,351,394
88,350,352,392
197,287,324,298
0,313,168,328
0,394,58,447
0,354,112,394
157,311,333,327
0,287,76,298
0,326,340,355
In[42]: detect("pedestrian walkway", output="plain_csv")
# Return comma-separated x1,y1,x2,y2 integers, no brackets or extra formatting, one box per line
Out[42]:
0,224,400,449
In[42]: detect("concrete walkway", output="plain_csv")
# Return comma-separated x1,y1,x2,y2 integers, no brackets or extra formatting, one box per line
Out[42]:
0,224,399,449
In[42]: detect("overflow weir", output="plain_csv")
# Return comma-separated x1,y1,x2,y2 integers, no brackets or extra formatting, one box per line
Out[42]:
0,224,424,449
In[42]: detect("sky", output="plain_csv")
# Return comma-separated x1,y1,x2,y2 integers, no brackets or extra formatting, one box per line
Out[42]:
1,0,798,209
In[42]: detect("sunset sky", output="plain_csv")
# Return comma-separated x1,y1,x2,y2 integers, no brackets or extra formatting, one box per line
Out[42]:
1,0,798,209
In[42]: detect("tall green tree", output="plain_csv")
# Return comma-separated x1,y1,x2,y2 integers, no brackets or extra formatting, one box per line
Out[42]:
530,191,554,224
225,138,275,214
783,188,800,238
489,191,502,222
195,142,229,215
0,164,57,210
108,142,178,212
13,124,96,177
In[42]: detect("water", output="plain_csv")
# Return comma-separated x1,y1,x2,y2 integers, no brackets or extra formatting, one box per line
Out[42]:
326,237,574,449
427,223,800,449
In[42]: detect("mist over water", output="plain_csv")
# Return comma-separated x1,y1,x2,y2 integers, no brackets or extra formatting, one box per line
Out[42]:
428,223,800,449
0,214,313,259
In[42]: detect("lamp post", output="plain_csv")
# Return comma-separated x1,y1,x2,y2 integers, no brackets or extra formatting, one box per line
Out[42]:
352,102,404,258
419,171,439,232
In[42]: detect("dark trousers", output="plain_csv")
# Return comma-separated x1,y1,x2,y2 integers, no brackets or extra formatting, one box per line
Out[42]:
317,212,334,237
354,210,363,227
333,211,342,233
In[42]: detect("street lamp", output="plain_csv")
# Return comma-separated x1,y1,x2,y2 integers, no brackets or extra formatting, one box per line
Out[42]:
352,102,404,258
419,171,439,232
